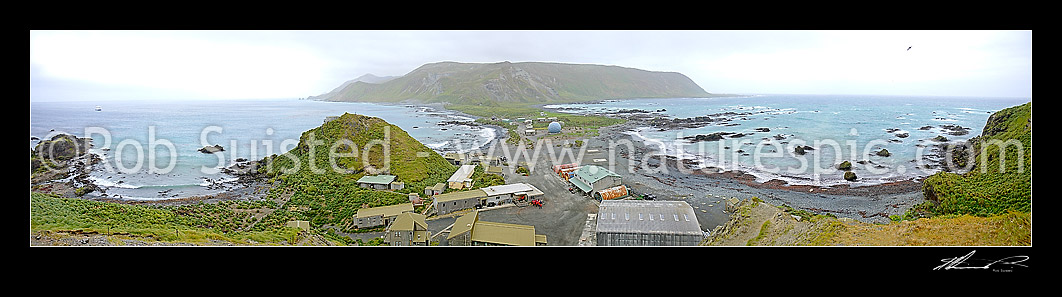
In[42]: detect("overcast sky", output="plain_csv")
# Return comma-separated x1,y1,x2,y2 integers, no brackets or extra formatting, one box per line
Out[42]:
29,30,1032,101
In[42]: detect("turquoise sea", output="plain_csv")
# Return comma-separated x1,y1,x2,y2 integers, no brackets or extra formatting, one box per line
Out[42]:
545,94,1031,187
29,99,500,200
30,94,1031,200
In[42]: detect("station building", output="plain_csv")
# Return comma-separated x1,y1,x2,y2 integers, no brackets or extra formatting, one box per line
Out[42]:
595,200,706,246
354,203,414,229
384,212,431,246
432,183,544,215
568,165,627,200
446,210,547,246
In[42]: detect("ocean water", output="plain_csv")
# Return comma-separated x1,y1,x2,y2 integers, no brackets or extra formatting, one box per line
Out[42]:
546,94,1031,187
29,99,499,200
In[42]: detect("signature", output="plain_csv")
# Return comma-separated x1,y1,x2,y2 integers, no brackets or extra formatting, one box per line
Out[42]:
934,250,1029,272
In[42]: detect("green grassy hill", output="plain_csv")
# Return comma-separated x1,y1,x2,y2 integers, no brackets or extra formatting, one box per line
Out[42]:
30,113,461,245
318,61,712,105
257,113,457,231
917,102,1032,217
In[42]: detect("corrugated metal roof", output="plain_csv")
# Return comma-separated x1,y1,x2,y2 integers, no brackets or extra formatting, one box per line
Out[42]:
595,200,702,235
357,174,396,185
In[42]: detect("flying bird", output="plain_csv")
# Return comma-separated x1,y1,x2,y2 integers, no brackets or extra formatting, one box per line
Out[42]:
907,46,912,51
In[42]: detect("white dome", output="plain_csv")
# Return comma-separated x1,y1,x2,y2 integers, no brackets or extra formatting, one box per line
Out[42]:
548,121,562,133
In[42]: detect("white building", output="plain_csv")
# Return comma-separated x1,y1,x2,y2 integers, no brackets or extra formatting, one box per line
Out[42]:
447,165,477,189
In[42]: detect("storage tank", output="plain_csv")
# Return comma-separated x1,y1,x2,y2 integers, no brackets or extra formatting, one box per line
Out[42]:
552,163,578,173
547,121,562,133
559,166,581,180
596,185,629,200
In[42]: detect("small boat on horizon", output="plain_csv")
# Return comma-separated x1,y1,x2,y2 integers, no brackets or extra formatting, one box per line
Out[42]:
95,106,102,111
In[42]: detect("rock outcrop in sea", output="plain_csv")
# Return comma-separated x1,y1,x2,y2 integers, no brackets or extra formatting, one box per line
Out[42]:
876,149,891,157
843,171,858,181
198,144,225,153
30,133,101,197
837,161,852,171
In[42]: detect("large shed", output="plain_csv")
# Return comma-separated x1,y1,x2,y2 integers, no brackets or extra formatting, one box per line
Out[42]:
569,165,623,198
595,200,706,246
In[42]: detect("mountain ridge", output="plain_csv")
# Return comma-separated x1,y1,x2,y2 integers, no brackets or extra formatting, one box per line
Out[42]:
307,74,398,100
311,61,712,105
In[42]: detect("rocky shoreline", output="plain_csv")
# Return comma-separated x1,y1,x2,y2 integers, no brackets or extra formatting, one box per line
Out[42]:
91,157,276,207
591,120,926,225
29,132,274,207
30,133,104,198
88,177,274,208
596,121,924,195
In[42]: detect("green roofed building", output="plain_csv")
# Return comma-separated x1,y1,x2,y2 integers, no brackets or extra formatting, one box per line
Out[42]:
569,165,623,199
357,175,397,190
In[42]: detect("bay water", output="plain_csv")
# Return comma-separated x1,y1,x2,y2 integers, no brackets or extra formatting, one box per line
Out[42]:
545,94,1030,187
29,99,499,200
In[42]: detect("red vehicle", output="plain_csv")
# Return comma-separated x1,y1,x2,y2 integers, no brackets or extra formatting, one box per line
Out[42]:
530,199,543,208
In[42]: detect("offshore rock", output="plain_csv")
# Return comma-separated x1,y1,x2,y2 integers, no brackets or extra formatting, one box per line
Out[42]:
199,144,225,154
